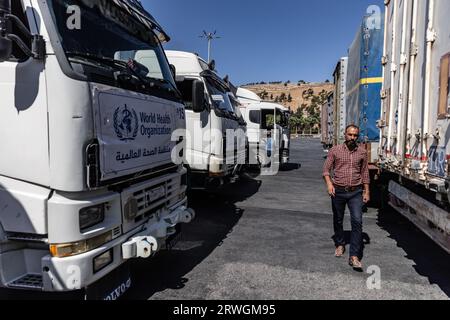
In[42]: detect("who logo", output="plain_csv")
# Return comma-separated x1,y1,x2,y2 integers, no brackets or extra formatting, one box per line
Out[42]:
114,105,139,141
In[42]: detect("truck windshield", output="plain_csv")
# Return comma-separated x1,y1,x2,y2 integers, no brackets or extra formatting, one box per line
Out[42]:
204,77,237,119
47,0,176,90
262,109,288,129
228,93,246,125
280,112,290,127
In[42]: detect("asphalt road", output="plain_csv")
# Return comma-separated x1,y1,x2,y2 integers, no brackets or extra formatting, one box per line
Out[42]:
123,138,450,300
1,138,449,300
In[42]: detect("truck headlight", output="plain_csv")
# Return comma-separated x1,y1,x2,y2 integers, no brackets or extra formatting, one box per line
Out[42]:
49,230,113,258
79,204,105,231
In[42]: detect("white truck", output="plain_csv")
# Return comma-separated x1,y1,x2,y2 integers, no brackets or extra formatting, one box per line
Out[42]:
165,51,245,190
227,91,249,172
236,88,290,166
0,0,195,298
378,0,450,253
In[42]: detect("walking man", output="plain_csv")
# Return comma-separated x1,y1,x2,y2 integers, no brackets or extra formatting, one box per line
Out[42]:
323,125,370,270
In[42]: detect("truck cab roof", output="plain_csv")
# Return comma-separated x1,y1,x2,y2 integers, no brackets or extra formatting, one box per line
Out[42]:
236,87,262,104
237,88,290,113
166,50,210,76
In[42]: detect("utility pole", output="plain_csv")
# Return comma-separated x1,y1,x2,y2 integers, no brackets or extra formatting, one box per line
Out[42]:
199,30,221,63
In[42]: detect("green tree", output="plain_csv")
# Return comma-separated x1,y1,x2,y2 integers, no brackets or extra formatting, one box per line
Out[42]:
289,115,302,134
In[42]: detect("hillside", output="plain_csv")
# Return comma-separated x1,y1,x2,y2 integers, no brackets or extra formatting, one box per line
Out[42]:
242,82,335,114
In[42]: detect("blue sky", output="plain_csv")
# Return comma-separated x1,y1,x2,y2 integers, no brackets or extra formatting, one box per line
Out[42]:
143,0,384,86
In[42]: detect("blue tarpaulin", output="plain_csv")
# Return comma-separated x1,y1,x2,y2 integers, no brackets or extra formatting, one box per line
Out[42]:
346,13,384,143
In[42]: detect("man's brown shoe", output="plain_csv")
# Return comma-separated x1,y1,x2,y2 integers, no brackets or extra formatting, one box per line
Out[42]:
349,256,363,270
335,246,345,257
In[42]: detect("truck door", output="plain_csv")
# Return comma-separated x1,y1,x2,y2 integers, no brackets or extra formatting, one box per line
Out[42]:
0,0,50,185
176,77,211,170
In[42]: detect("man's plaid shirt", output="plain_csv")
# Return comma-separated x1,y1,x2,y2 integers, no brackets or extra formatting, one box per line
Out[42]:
323,144,370,187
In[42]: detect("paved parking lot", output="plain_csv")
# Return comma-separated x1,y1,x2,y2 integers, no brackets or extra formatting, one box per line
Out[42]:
124,138,450,300
1,138,449,300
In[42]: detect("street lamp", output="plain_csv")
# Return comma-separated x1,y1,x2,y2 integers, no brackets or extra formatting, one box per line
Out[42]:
199,30,221,63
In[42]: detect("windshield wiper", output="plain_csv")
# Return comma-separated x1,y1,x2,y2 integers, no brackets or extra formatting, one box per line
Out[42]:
66,52,121,68
214,106,235,120
67,53,148,83
67,51,150,87
66,52,118,71
66,52,181,99
146,76,182,98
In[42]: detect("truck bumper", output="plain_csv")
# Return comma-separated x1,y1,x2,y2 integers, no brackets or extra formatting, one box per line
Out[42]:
40,200,194,292
0,198,194,293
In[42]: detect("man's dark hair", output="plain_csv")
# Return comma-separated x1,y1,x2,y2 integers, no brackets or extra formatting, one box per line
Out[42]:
345,124,360,133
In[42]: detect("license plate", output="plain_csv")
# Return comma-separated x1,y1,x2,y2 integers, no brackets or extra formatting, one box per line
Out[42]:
85,263,131,301
147,186,165,202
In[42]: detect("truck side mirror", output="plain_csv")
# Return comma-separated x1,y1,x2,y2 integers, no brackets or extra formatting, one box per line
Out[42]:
0,36,12,62
208,59,215,71
169,64,176,80
0,0,12,62
192,80,206,113
0,0,45,61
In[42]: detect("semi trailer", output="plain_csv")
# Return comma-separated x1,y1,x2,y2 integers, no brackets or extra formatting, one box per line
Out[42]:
346,10,384,165
332,57,348,146
321,92,334,151
379,0,450,253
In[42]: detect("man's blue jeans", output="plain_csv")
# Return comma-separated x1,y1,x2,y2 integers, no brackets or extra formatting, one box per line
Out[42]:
331,187,364,258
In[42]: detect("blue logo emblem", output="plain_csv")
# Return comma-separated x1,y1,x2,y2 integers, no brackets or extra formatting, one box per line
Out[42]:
113,105,139,141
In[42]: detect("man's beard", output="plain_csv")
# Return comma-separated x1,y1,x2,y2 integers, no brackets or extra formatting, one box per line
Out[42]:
345,140,358,151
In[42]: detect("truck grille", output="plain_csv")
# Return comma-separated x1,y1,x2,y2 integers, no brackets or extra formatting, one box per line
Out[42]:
6,233,48,243
131,179,179,223
112,226,121,239
121,170,183,233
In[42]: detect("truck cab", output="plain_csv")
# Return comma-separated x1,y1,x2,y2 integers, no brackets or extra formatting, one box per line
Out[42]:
237,88,290,166
0,0,194,298
165,51,244,190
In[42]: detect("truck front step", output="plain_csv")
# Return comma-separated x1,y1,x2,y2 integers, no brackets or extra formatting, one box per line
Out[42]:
8,274,43,290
